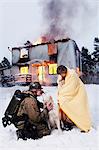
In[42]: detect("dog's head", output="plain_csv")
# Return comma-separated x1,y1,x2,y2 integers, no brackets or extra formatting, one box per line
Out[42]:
43,95,54,109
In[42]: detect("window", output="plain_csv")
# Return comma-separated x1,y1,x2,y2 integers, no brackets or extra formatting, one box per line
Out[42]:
48,43,57,55
49,63,57,75
20,66,28,74
20,48,28,58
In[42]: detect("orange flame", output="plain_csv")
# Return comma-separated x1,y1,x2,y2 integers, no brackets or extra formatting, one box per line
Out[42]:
33,36,47,45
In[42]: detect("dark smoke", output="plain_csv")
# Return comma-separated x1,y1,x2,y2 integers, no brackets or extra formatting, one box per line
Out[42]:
42,0,65,41
41,0,97,44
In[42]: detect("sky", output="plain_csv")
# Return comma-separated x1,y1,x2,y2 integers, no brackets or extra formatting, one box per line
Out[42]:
0,0,99,62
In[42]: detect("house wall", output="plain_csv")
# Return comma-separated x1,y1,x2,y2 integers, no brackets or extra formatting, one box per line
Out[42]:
12,40,79,70
29,44,49,61
12,49,20,64
29,40,78,70
57,40,76,69
11,66,20,75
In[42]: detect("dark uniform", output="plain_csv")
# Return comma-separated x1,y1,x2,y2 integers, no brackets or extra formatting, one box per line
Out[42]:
16,90,50,139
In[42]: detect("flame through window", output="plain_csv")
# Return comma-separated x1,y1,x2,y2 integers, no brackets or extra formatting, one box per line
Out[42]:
38,66,45,82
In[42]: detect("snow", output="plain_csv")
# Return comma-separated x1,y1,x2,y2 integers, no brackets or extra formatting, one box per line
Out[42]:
0,85,99,150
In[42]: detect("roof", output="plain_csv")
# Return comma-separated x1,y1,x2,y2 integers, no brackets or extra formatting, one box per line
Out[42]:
12,38,70,50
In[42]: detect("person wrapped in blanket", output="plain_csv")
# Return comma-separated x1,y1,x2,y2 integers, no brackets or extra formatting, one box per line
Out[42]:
57,65,91,132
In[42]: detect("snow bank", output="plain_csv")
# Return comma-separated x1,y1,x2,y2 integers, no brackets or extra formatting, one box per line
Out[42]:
0,85,99,150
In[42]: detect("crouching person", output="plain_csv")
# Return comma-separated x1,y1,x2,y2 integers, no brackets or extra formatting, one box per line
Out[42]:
16,82,52,140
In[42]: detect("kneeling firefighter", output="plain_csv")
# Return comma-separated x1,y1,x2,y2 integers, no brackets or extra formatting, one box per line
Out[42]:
16,82,53,140
2,82,53,140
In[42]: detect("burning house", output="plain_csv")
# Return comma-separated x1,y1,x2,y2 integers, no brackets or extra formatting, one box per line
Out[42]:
11,38,81,85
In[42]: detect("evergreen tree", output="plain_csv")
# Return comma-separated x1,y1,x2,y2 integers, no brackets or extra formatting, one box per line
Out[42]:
81,47,94,83
81,47,93,74
92,37,99,62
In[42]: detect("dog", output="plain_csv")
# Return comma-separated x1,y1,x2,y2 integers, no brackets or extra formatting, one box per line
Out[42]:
43,95,62,133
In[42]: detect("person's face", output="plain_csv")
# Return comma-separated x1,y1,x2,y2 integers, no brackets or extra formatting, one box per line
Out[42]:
36,89,43,96
60,71,67,79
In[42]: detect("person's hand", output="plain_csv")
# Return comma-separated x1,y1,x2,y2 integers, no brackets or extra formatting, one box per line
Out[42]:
46,102,53,111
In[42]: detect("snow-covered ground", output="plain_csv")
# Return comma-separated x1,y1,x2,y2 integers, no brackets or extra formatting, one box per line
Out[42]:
0,85,99,150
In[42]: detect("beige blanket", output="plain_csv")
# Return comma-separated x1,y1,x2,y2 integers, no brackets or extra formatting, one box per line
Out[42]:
58,69,91,132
